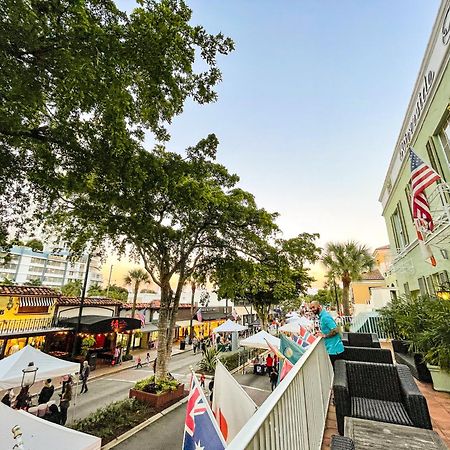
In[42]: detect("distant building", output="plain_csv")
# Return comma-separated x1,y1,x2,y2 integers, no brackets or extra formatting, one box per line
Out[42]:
0,245,103,288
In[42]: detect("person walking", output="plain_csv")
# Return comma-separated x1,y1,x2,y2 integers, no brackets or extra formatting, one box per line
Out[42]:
309,301,344,369
200,373,206,389
113,347,119,365
270,369,278,391
208,378,214,403
80,361,90,394
192,336,198,354
59,376,72,425
136,356,143,368
265,354,274,374
146,352,151,366
38,379,55,404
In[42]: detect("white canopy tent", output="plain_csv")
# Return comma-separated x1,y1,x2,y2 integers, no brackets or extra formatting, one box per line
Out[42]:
0,345,80,390
239,330,280,350
213,319,248,333
0,402,101,450
279,316,313,334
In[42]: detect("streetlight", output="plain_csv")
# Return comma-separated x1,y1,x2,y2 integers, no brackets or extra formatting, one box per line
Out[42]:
21,362,38,387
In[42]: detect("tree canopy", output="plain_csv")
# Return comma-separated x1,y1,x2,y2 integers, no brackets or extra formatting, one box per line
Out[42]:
214,233,321,328
0,0,234,246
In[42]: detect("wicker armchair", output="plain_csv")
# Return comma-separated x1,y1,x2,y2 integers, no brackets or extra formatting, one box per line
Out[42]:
333,360,432,435
342,332,381,348
330,436,355,450
342,346,393,364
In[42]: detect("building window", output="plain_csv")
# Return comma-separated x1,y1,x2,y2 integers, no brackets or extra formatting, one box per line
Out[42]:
18,305,49,314
403,282,410,296
437,116,450,166
418,277,428,296
390,202,410,251
405,184,413,220
426,276,435,295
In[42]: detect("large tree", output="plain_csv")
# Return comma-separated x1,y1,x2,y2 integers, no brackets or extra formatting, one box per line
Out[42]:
322,241,374,316
47,140,277,378
215,234,321,329
124,268,149,355
0,0,234,246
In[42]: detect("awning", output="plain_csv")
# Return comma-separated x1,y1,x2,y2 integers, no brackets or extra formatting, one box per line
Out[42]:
58,316,141,334
175,320,201,328
19,297,55,307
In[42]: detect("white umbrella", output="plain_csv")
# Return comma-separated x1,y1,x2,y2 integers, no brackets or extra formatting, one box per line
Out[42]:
213,319,248,333
240,330,280,350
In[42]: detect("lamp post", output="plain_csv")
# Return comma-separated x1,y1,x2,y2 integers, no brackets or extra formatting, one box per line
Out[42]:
71,253,92,357
21,362,38,388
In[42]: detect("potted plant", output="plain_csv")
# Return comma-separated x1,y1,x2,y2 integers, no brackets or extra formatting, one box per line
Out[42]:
196,347,221,375
129,376,185,408
412,297,450,392
81,336,96,357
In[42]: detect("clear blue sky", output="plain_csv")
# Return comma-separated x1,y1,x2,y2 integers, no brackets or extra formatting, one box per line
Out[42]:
118,0,440,251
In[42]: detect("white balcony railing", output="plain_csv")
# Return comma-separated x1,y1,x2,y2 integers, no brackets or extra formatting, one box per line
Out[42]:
227,338,333,450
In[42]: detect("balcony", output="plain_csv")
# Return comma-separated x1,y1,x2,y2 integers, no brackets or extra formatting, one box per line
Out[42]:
0,317,71,337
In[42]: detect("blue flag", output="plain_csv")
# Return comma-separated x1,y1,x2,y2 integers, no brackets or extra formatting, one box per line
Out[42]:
183,373,226,450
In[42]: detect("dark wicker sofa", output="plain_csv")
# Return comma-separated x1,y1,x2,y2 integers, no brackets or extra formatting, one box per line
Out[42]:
330,436,355,450
342,332,381,348
333,360,432,435
342,346,393,364
392,339,432,382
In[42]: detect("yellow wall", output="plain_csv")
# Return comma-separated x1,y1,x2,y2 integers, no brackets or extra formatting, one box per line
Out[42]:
0,295,56,356
352,281,386,305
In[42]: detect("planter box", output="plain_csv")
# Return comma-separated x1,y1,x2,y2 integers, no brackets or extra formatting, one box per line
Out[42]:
427,364,450,393
129,384,185,408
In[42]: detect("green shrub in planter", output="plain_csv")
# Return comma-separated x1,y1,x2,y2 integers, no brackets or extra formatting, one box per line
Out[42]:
70,398,153,443
219,347,263,371
133,376,179,394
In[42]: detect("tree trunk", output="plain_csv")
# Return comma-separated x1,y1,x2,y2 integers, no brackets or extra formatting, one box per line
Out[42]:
254,304,268,330
342,277,351,316
155,279,171,379
126,282,139,355
190,282,196,340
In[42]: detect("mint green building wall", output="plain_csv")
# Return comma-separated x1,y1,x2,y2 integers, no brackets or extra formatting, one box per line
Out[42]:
382,56,450,295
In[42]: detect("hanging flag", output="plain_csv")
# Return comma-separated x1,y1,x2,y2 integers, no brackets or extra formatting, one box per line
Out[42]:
409,148,441,266
298,326,317,349
264,338,294,382
212,360,257,443
183,373,226,450
280,333,305,364
197,309,203,322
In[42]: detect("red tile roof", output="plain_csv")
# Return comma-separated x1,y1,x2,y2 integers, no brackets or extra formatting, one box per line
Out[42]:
57,296,123,306
360,269,385,281
120,303,154,310
0,285,60,297
147,300,192,309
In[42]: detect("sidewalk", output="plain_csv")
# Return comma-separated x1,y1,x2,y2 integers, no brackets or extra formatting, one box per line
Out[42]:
87,343,192,382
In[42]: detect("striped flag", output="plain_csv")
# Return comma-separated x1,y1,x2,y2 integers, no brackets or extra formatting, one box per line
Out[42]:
410,148,440,266
264,338,294,382
298,326,317,348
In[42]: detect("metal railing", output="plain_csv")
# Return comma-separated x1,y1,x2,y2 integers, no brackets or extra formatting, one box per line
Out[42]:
227,338,333,450
349,312,394,339
0,317,59,335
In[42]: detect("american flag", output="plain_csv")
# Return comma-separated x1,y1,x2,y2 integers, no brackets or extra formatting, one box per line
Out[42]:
410,148,440,228
410,148,440,266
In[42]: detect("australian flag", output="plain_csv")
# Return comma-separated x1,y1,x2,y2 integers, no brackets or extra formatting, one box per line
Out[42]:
183,373,226,450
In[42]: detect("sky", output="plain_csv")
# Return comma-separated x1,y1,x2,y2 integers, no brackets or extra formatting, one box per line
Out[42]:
108,0,441,287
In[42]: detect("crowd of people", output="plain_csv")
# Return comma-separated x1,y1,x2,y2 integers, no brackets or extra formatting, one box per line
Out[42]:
0,375,74,425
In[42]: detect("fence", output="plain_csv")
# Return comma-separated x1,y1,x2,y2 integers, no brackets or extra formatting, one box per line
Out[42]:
349,312,394,339
227,338,333,450
0,317,58,335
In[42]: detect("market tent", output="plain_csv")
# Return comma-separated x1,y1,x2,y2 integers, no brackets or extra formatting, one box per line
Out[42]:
0,345,80,390
279,316,313,334
0,402,101,450
240,330,280,350
213,319,248,333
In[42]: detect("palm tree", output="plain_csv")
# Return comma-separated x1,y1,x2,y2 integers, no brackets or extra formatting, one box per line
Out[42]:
322,241,374,316
124,268,149,355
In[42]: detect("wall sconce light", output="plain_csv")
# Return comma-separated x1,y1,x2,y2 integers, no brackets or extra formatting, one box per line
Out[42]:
440,248,448,259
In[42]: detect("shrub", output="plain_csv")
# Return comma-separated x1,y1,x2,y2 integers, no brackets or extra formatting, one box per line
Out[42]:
133,376,179,394
122,353,133,362
197,347,221,374
219,347,263,371
70,398,153,444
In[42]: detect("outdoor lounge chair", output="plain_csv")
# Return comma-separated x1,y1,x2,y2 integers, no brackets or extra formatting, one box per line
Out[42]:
330,435,355,450
333,360,432,435
342,332,381,348
342,346,393,364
